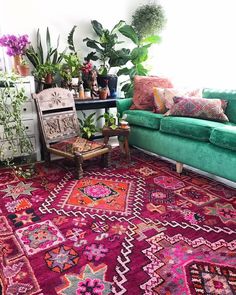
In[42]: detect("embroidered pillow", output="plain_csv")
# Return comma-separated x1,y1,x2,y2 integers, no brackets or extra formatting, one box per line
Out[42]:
130,75,173,110
164,88,202,110
167,97,229,122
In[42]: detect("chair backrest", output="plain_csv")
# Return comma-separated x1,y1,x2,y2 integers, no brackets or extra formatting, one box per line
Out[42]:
33,88,80,146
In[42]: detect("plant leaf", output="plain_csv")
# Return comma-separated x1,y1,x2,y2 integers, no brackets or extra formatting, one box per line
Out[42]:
68,25,77,52
111,20,126,34
46,27,51,54
91,20,104,37
141,35,161,44
119,25,139,45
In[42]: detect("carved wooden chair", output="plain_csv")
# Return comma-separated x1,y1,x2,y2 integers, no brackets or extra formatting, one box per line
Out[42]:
33,88,111,179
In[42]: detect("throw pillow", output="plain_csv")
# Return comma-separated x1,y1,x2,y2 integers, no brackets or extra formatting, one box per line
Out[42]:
130,75,173,110
164,88,202,110
153,87,166,113
166,97,229,122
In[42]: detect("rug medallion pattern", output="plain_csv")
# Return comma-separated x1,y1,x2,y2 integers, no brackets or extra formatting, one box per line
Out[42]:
0,148,235,294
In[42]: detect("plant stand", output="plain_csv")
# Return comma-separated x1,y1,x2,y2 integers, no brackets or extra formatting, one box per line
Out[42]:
102,126,130,162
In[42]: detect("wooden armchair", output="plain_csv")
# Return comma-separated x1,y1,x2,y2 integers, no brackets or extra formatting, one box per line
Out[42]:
33,88,111,179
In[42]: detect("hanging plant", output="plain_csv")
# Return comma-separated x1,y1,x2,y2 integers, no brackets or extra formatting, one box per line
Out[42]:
131,3,166,39
0,71,35,178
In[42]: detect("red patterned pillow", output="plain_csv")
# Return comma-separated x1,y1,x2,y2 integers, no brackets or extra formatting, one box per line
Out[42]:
166,97,229,122
130,75,173,110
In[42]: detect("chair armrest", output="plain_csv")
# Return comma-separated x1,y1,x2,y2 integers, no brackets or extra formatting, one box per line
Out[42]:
116,98,133,116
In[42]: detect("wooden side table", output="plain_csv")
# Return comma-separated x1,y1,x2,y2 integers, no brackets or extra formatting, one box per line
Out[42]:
102,127,131,162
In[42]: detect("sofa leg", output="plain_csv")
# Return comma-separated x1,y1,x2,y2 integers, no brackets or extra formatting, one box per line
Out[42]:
176,162,183,174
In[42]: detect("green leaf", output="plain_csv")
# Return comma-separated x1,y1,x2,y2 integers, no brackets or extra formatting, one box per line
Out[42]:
36,29,44,64
91,20,104,37
141,35,161,44
68,25,77,52
119,25,139,45
131,47,148,64
46,27,51,54
111,20,126,34
136,63,148,76
117,67,130,76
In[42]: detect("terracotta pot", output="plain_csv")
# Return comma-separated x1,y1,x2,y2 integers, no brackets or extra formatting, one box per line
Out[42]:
44,73,53,84
17,64,30,77
99,88,108,100
12,55,22,73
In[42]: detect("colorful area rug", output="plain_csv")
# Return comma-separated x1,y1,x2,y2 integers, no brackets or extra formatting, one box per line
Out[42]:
0,147,236,295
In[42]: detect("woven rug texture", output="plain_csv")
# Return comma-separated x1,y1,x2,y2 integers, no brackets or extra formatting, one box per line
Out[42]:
0,147,235,295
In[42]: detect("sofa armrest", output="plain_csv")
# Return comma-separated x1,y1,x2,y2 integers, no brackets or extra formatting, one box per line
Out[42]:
116,98,133,116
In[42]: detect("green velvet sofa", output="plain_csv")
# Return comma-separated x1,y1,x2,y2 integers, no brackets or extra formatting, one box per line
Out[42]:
116,89,236,182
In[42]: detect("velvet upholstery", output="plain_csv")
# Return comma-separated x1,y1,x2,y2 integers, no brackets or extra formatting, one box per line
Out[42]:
123,110,162,130
160,117,231,141
203,88,236,124
116,94,236,182
210,125,236,151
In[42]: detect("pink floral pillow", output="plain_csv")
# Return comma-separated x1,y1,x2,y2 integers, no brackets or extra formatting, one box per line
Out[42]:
130,75,173,110
166,97,229,122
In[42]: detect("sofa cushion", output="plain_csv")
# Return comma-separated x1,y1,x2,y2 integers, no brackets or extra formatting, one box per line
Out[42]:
123,110,163,130
203,88,236,124
166,97,229,122
210,125,236,151
160,116,230,142
130,75,173,111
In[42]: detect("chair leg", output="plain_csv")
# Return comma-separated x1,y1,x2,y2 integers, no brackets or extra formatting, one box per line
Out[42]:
44,149,51,166
74,155,84,179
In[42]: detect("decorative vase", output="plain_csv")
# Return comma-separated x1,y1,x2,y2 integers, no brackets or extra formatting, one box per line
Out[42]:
12,55,22,73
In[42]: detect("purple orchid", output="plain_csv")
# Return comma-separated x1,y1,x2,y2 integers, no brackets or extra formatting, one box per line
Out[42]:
0,34,30,56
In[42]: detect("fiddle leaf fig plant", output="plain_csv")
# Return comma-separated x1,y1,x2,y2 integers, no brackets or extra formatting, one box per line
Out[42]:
83,20,129,75
117,24,161,97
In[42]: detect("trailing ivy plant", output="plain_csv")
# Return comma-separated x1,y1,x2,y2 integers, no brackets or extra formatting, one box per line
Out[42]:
0,71,34,177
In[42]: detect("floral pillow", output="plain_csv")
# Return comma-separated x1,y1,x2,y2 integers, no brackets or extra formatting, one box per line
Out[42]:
166,97,229,122
130,75,173,110
153,87,202,114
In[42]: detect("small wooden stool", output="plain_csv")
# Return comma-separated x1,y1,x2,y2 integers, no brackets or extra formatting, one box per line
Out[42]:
102,127,130,162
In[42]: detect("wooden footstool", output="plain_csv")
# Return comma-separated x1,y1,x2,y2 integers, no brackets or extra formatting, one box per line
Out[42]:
102,127,131,162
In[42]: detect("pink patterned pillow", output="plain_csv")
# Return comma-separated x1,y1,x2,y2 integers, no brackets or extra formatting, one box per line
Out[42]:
166,97,229,122
130,75,173,110
164,88,202,110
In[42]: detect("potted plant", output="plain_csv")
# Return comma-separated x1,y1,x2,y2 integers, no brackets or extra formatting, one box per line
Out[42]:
116,4,166,97
33,62,59,84
83,20,130,98
0,71,34,175
17,58,30,77
78,111,98,139
0,34,30,73
117,23,161,97
25,28,66,91
98,112,118,130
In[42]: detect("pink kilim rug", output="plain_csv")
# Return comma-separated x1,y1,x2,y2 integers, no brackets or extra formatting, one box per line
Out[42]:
0,147,236,295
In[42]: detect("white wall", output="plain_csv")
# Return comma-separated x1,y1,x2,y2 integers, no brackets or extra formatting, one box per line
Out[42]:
1,0,236,89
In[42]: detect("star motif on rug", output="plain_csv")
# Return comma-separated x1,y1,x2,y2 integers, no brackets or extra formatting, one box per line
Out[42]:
56,264,111,295
205,202,236,224
45,245,79,272
1,182,38,200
